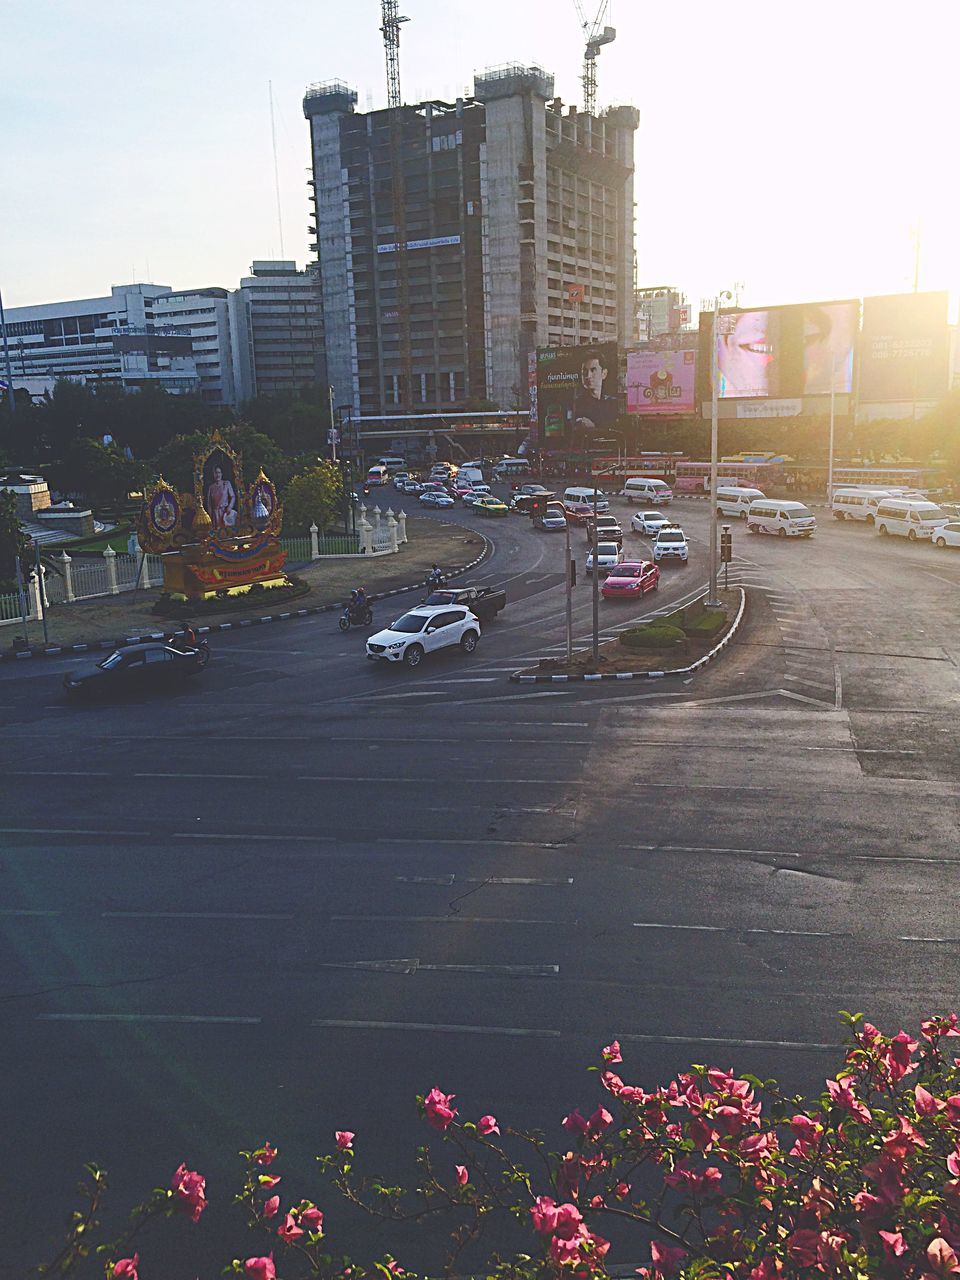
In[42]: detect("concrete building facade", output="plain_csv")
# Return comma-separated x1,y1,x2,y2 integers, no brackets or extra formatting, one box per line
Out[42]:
303,67,638,417
229,261,324,402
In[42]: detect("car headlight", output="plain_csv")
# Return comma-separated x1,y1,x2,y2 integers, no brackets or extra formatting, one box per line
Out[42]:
388,641,405,650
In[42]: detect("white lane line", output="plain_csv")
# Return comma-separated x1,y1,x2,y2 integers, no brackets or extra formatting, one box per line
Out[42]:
395,875,456,885
138,772,255,780
805,746,919,755
174,832,335,843
37,1013,261,1024
101,911,296,920
633,922,846,939
298,775,574,785
898,936,960,944
312,1018,562,1038
621,1032,839,1051
319,959,559,976
331,914,573,926
392,876,574,887
0,909,61,917
371,691,450,699
423,678,499,684
3,770,111,778
855,855,960,865
629,843,801,859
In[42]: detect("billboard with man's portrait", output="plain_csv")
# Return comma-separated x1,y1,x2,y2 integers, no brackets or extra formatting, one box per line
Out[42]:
536,344,619,445
698,299,857,401
859,292,949,402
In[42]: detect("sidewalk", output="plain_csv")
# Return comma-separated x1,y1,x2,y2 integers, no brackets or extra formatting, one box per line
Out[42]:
2,517,489,660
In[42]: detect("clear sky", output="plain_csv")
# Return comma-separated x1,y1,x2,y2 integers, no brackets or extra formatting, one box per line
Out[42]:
3,0,958,316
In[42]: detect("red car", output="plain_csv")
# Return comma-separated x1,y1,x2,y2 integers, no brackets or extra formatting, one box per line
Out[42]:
601,560,660,600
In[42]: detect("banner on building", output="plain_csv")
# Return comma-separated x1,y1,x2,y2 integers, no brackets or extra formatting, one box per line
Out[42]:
859,291,949,402
527,351,538,430
536,344,619,444
626,349,696,414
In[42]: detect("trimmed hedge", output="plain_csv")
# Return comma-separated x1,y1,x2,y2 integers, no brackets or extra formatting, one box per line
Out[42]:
619,622,686,651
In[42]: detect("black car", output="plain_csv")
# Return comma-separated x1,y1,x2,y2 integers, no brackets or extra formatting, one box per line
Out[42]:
63,641,209,698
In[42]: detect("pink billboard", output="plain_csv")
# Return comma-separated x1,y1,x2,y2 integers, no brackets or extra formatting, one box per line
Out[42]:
626,348,697,414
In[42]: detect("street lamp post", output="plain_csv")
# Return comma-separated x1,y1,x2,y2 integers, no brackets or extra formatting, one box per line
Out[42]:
827,356,837,504
708,290,733,607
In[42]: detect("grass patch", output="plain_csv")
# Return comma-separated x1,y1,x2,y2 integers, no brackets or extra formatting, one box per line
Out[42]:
619,623,686,651
683,609,727,638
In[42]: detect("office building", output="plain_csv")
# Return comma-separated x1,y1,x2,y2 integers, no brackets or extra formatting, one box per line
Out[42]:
229,261,324,401
636,286,690,342
151,287,237,404
303,66,638,416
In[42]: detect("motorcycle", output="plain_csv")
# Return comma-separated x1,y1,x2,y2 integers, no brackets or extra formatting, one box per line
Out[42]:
168,634,210,668
339,602,374,631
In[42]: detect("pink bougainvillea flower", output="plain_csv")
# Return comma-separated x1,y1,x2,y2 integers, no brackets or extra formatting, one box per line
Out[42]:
423,1088,457,1131
111,1256,139,1279
587,1105,613,1137
170,1163,207,1222
386,1261,403,1275
300,1205,324,1230
650,1240,687,1276
918,1085,947,1116
615,1181,630,1199
277,1211,304,1242
601,1040,622,1063
600,1070,624,1096
455,1165,469,1186
244,1256,277,1280
335,1131,355,1151
530,1195,560,1236
923,1014,960,1042
263,1194,280,1219
786,1229,820,1269
883,1030,920,1083
826,1077,872,1123
255,1143,278,1166
259,1174,281,1189
925,1237,960,1277
553,1202,584,1241
478,1114,499,1136
747,1259,785,1279
880,1230,908,1260
562,1109,590,1136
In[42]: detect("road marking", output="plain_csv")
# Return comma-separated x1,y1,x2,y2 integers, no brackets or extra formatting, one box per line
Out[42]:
371,691,450,699
426,677,499,684
138,772,255,780
299,775,574,785
311,1019,561,1038
392,876,574,887
855,855,960,865
331,914,574,926
174,831,335,843
3,770,111,778
634,921,846,939
394,874,457,885
898,936,960,944
629,843,801,859
319,959,559,976
102,911,296,920
0,909,61,917
621,1032,839,1052
37,1013,261,1024
804,746,919,755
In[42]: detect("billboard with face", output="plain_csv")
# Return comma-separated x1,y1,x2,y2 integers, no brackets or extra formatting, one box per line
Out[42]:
626,348,697,414
701,300,858,400
537,344,619,444
859,292,949,402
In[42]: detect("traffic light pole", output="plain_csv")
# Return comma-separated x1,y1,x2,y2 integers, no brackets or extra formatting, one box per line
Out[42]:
591,484,600,662
565,515,574,665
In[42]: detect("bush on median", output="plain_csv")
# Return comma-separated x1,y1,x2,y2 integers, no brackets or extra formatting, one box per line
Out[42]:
619,622,685,651
683,608,727,638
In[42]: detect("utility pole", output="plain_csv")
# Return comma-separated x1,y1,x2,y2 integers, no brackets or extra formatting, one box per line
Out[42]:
328,385,338,462
827,356,836,504
565,513,574,664
708,290,732,607
591,482,600,661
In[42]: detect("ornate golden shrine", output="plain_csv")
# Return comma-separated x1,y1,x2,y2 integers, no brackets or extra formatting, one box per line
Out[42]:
137,432,289,600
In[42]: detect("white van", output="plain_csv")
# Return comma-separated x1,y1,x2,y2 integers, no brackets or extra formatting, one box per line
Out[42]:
458,465,485,488
716,486,765,519
366,464,390,486
874,498,949,541
831,488,909,523
747,500,817,538
376,456,406,473
620,477,673,505
563,485,609,513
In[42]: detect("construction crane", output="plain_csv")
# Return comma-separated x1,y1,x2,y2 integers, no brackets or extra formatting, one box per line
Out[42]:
573,0,616,116
381,0,413,413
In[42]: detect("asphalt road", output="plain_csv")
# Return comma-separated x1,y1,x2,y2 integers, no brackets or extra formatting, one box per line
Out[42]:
2,491,959,1273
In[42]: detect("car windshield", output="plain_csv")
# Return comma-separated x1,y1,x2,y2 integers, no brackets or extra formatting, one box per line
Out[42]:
390,614,428,633
97,650,128,669
643,512,665,521
792,507,815,520
659,532,683,542
609,566,640,577
597,543,618,555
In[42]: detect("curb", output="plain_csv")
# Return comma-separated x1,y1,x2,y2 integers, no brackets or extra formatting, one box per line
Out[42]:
508,587,747,684
0,528,492,664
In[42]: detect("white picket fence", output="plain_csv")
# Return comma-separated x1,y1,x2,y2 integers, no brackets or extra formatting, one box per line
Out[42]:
0,548,165,626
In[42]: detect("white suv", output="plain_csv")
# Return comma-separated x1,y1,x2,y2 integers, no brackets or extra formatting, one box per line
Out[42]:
653,526,689,564
366,605,481,668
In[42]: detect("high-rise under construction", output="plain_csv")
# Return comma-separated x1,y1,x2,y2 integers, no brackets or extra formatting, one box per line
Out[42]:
303,65,638,417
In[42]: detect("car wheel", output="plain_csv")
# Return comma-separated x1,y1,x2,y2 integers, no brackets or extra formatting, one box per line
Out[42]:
460,630,478,654
338,615,350,632
739,511,748,520
778,528,787,538
716,507,723,518
936,537,947,548
908,528,917,541
866,514,875,525
835,511,845,520
404,644,424,668
747,523,759,534
878,524,888,536
651,576,659,590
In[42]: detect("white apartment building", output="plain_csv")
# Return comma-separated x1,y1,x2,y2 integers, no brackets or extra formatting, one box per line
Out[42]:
151,287,237,404
228,261,324,402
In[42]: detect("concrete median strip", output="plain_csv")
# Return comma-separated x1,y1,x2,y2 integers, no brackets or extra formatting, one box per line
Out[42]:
509,586,747,683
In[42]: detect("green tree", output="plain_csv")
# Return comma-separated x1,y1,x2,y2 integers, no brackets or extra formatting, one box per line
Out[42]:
43,439,149,513
282,462,343,534
0,489,31,592
150,424,289,493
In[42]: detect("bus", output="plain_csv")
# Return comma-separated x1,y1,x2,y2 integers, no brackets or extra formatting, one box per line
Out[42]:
591,453,687,486
674,459,784,493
